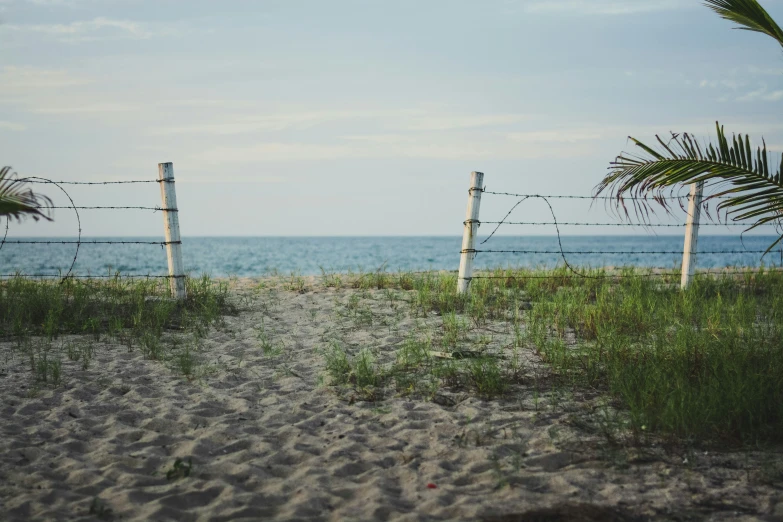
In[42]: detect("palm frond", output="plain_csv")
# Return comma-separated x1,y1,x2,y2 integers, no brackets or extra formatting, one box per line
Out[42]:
594,122,783,253
0,166,53,222
705,0,783,49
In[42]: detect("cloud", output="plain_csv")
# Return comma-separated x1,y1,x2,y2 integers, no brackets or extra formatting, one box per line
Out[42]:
34,102,137,114
0,66,141,116
172,119,783,166
699,79,743,90
191,143,361,163
151,111,379,136
189,131,599,164
521,0,687,15
190,139,497,164
405,114,528,131
747,65,783,77
737,84,783,102
6,17,157,42
507,130,602,143
164,99,259,110
0,66,90,90
153,110,530,137
0,121,26,131
341,134,414,144
765,90,783,101
25,0,77,4
187,140,600,165
0,66,93,109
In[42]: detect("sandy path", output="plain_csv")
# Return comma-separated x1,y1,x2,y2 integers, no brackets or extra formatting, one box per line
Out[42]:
0,278,781,521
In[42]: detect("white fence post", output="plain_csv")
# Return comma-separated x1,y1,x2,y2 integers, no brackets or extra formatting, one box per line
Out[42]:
158,162,187,300
681,181,704,290
457,171,484,294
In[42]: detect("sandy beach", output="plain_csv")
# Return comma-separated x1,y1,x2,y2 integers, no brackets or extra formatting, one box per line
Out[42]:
1,277,781,521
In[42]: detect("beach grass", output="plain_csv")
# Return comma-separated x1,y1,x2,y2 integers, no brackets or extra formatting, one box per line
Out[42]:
317,266,783,445
4,267,782,445
0,274,236,382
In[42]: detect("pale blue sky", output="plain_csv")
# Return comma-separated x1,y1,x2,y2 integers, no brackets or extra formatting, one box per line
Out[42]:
3,0,783,237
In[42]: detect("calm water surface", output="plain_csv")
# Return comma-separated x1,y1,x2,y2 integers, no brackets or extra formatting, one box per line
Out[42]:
2,236,781,277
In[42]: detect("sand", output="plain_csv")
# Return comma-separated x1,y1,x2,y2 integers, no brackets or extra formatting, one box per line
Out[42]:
1,277,781,521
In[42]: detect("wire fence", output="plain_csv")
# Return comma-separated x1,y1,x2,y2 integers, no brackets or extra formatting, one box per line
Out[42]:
1,168,185,293
6,169,783,288
456,173,783,287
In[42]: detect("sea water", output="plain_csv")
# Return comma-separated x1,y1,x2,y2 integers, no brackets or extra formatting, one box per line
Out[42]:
1,235,781,278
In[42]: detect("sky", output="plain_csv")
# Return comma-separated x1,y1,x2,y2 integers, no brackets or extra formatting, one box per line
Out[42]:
3,0,783,237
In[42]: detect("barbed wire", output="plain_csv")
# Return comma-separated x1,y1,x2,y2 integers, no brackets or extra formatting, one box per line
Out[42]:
40,206,176,211
17,176,82,278
482,190,732,200
0,274,182,279
468,249,770,255
470,268,783,281
5,177,780,283
22,179,160,185
467,189,783,282
3,240,179,245
478,220,777,227
4,176,183,281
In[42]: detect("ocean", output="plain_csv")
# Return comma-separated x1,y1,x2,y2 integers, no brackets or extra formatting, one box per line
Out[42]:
1,235,781,278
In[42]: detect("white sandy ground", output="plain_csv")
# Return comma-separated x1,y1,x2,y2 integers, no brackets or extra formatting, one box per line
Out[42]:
1,277,782,521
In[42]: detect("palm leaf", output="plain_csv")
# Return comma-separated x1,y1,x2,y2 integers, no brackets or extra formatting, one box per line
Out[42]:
0,166,53,222
594,122,783,253
704,0,783,49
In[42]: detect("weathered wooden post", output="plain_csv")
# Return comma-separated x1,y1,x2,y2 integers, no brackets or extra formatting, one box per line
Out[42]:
457,171,484,294
681,181,704,290
158,162,186,300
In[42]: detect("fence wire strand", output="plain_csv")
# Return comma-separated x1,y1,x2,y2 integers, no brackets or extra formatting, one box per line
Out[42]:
5,240,180,245
0,274,183,279
465,188,782,282
3,176,182,281
17,176,83,279
23,179,160,185
469,249,770,255
482,190,732,200
0,216,8,254
41,206,176,211
479,221,776,228
470,268,782,281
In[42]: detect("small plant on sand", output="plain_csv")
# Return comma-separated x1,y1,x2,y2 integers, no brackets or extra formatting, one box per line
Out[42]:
320,267,344,288
323,340,352,385
256,322,285,357
139,330,163,361
321,341,386,400
395,336,432,370
353,264,393,290
353,348,384,388
165,457,193,480
173,344,198,379
441,312,469,348
25,340,62,386
65,341,96,370
466,356,507,398
284,272,307,293
88,497,113,520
